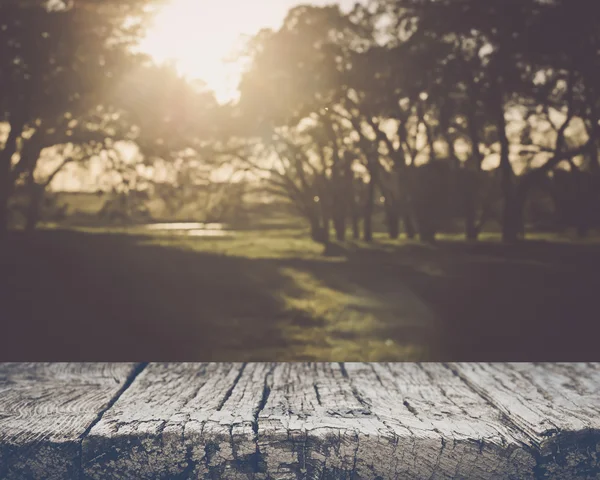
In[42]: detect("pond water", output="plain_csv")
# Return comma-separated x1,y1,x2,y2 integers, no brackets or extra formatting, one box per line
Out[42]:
143,222,231,237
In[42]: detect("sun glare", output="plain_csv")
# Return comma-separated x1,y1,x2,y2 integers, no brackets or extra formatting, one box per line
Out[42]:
139,0,241,102
140,0,356,103
139,0,283,103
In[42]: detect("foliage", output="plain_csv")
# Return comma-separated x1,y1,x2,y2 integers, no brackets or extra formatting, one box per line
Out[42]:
3,0,599,243
232,0,600,243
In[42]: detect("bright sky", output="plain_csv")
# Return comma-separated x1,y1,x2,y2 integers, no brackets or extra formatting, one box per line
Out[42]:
140,0,357,103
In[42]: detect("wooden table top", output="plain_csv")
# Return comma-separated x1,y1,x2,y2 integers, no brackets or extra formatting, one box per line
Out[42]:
1,363,599,479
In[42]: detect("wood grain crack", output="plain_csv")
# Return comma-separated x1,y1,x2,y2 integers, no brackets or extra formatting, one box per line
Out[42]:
76,363,147,480
4,363,599,479
444,363,539,447
217,363,246,411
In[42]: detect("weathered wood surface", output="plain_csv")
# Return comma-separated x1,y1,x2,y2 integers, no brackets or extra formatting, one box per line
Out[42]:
0,363,140,480
1,363,599,479
454,363,600,479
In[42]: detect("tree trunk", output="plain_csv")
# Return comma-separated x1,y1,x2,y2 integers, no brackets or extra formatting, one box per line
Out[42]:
500,184,519,243
317,190,330,244
25,191,42,233
330,165,346,242
574,171,590,238
25,177,44,233
464,172,479,241
363,175,375,242
305,198,328,244
388,216,400,239
310,218,327,244
350,181,360,240
321,211,330,244
397,168,416,240
349,179,360,240
414,204,437,243
0,161,12,241
465,202,478,240
464,72,484,241
0,120,25,239
351,213,360,240
333,215,346,242
401,207,416,239
332,182,346,242
494,98,518,243
503,187,526,242
384,200,400,239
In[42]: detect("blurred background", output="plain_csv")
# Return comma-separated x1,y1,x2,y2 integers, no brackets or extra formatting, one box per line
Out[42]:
1,0,599,361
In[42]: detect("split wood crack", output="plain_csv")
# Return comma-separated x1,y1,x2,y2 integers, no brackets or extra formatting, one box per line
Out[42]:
1,363,599,479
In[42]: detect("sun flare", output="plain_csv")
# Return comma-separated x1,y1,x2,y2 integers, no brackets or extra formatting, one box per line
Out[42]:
140,0,355,103
139,0,243,102
139,0,287,103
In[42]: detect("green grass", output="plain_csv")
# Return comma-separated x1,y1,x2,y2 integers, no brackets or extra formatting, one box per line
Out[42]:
2,224,599,361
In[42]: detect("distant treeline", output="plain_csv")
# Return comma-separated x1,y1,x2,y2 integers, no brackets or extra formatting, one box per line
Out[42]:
1,0,599,242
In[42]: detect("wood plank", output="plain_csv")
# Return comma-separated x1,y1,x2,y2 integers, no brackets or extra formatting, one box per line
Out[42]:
82,362,271,479
453,362,600,479
82,363,549,479
5,363,599,479
258,363,536,479
0,363,140,480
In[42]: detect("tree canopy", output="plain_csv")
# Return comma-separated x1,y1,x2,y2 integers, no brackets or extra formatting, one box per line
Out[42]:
2,0,598,241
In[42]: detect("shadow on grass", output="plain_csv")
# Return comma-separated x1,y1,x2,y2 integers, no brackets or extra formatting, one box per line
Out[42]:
0,229,434,361
0,230,298,361
353,238,600,361
1,229,599,361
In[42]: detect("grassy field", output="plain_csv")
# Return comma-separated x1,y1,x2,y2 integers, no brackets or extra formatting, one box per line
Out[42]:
1,224,599,361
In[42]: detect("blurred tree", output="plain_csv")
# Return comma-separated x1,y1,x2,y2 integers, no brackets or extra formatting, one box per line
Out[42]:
237,4,383,242
0,0,160,236
378,0,599,241
22,142,104,231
